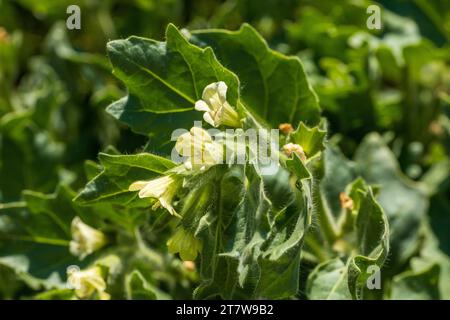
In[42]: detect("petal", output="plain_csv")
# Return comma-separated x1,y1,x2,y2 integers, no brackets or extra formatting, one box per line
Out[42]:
202,82,219,101
139,186,159,199
69,241,81,257
194,100,210,112
208,94,222,112
203,112,217,127
175,132,194,154
138,176,172,198
190,127,213,142
99,292,111,300
217,81,228,101
159,197,181,218
129,180,150,191
184,160,193,170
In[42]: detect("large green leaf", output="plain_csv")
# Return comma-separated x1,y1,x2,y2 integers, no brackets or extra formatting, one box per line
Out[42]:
391,264,440,300
289,122,326,158
413,214,450,299
0,186,81,288
306,258,352,300
306,181,389,300
74,152,176,206
355,133,428,269
320,145,358,219
0,113,64,202
107,95,199,143
106,23,240,134
190,24,321,126
348,187,389,299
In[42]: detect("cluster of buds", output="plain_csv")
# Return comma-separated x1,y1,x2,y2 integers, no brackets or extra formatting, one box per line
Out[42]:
282,142,307,161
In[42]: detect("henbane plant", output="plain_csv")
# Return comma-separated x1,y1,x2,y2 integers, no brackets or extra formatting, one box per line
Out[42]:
71,24,390,299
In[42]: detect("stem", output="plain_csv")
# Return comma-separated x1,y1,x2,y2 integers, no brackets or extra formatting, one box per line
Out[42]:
305,235,329,263
315,187,339,245
0,202,27,209
0,235,69,246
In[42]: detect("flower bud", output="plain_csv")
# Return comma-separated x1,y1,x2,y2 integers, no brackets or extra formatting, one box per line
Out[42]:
279,123,294,135
282,143,306,161
167,227,202,261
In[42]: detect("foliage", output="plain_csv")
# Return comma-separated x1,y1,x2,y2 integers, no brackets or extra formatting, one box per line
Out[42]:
0,0,449,300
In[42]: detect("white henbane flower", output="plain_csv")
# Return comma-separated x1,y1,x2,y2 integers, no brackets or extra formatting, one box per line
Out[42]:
67,266,110,300
129,175,181,217
175,127,223,171
195,81,241,128
70,217,107,260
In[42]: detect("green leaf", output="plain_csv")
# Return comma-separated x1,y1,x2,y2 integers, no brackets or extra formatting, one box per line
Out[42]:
190,24,321,126
194,164,312,299
44,23,110,69
16,57,69,128
106,23,239,121
285,153,311,180
74,152,176,206
34,288,75,300
355,133,428,269
355,189,390,258
307,258,352,300
419,160,450,196
310,145,357,245
415,214,450,299
289,122,326,158
0,127,64,202
391,264,441,300
319,145,358,217
106,95,199,141
125,270,158,300
306,177,389,300
348,188,389,299
0,186,80,288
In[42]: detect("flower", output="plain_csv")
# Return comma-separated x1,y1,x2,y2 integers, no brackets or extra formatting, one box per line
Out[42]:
67,266,110,300
195,81,241,128
70,217,107,260
175,127,223,171
167,227,202,261
339,192,354,210
129,175,181,217
279,123,294,135
282,143,306,161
